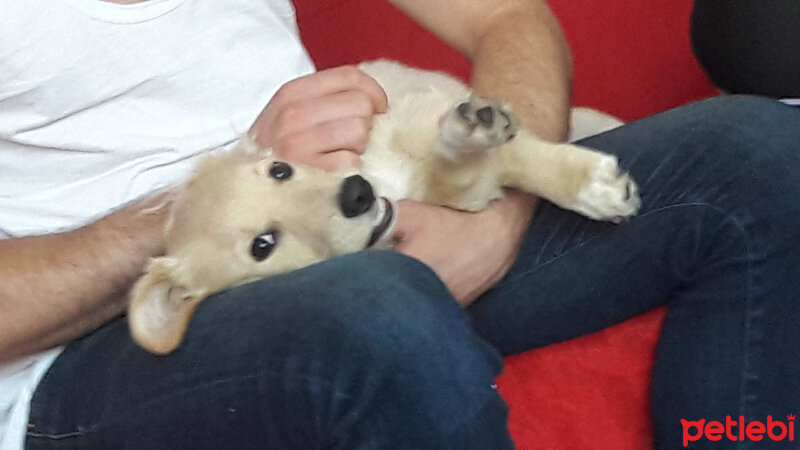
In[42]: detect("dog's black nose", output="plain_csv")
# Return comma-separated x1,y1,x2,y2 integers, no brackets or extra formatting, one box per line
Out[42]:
339,175,376,218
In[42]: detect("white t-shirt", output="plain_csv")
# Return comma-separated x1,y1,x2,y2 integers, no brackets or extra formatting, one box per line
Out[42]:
0,0,315,447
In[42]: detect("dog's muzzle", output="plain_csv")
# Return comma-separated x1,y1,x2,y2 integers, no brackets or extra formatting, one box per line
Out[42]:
337,175,395,248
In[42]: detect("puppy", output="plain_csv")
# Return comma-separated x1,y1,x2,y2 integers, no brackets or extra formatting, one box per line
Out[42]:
129,60,640,354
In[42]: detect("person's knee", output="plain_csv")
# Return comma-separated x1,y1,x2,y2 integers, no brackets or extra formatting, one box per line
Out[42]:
305,252,507,446
200,249,496,373
213,249,449,312
685,95,798,131
631,95,799,185
200,250,507,445
633,95,799,148
583,95,798,167
673,96,800,159
695,96,800,194
290,249,458,322
288,250,498,370
581,95,800,229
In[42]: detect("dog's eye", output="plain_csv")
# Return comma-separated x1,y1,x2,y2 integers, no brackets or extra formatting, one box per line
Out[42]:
269,161,293,181
251,230,280,262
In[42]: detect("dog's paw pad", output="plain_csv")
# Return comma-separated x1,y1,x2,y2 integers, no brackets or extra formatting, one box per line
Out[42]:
440,96,520,155
573,156,641,222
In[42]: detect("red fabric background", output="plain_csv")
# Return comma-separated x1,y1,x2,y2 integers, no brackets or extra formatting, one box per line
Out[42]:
293,1,717,448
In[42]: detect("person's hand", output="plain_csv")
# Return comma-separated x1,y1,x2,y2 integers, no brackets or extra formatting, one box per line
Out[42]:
249,66,388,171
392,191,537,307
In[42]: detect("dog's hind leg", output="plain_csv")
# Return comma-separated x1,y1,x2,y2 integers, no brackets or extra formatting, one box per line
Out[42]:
496,133,641,222
433,95,639,221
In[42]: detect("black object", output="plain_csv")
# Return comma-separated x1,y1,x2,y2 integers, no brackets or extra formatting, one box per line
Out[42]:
338,175,375,218
691,0,800,98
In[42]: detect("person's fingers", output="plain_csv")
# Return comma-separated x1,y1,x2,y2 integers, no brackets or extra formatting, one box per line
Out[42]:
280,149,361,171
314,151,362,171
249,66,387,149
269,90,379,142
272,66,388,115
389,200,434,248
272,115,372,160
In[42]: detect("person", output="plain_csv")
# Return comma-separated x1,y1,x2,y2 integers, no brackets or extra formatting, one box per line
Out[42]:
0,1,798,449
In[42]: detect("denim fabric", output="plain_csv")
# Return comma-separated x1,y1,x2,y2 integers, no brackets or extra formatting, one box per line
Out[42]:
471,95,800,449
27,96,800,449
27,251,509,449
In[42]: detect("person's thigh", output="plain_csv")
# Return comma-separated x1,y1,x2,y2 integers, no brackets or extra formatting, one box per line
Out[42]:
470,95,800,352
469,95,800,448
27,251,511,449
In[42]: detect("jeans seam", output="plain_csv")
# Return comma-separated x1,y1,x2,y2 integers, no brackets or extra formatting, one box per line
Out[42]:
641,202,759,425
27,367,355,441
668,202,759,448
644,202,759,429
26,430,84,440
501,200,760,422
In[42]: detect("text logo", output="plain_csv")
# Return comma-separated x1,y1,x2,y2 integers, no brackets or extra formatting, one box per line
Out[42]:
682,414,795,447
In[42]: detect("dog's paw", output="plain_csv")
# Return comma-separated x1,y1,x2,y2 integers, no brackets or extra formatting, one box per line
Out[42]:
572,155,641,223
439,95,520,156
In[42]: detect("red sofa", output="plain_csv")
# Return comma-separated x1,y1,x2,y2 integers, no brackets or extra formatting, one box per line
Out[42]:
293,1,718,447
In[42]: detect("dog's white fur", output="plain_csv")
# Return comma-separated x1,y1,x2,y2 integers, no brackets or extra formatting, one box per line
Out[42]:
129,60,640,354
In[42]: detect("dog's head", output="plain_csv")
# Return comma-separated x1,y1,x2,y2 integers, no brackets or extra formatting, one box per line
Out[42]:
129,140,394,354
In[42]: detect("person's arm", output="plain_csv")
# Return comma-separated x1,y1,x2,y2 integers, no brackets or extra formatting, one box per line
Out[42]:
389,0,573,305
391,0,572,140
0,193,171,362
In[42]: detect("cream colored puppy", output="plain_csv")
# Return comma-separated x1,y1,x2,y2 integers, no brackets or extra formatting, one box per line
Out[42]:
129,60,640,354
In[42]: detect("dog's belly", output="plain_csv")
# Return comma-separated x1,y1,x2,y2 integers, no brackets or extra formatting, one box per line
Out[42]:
358,60,473,203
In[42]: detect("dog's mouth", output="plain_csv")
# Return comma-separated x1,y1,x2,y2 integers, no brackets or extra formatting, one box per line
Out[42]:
367,197,394,248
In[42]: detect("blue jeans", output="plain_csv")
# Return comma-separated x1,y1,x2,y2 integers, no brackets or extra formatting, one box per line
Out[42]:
26,96,800,449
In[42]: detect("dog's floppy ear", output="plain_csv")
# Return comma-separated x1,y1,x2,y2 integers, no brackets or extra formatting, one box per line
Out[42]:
128,257,205,355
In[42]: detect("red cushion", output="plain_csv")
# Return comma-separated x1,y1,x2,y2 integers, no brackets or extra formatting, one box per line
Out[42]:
295,0,470,79
293,1,717,447
549,0,717,120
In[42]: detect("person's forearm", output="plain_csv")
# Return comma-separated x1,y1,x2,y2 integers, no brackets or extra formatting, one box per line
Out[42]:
392,0,573,225
389,0,574,305
391,0,572,141
465,1,573,220
468,2,572,141
0,193,170,362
